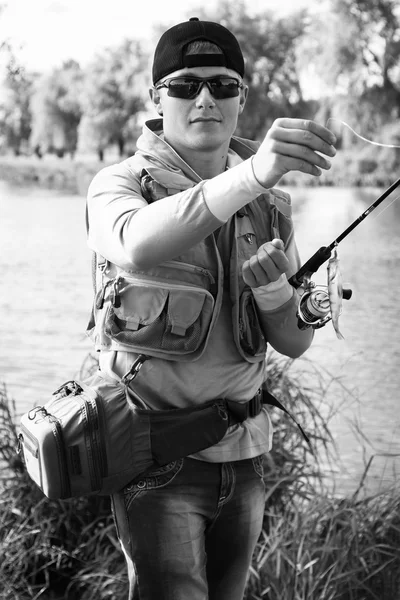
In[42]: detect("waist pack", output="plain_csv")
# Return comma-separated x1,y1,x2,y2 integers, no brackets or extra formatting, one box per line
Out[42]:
18,358,309,500
18,369,243,500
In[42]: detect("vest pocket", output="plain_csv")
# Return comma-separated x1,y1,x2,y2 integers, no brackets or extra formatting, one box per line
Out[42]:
237,215,258,261
238,288,267,357
104,277,215,355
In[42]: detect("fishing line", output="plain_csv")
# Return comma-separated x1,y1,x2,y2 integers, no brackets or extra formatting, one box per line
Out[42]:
322,118,400,234
369,193,400,222
326,117,400,149
289,118,400,336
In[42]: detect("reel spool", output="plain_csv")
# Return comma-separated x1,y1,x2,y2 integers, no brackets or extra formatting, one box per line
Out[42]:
297,284,352,330
297,286,331,330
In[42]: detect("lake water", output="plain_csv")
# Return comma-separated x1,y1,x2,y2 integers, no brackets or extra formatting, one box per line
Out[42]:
1,180,399,495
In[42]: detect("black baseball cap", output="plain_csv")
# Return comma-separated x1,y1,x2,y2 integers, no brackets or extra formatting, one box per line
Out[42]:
152,17,245,84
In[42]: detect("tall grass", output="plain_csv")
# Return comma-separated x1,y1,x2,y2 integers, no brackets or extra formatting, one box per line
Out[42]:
245,357,400,600
247,490,400,600
1,355,399,599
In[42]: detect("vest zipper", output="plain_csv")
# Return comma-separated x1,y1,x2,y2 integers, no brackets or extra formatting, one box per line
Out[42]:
161,260,216,284
244,233,255,244
117,275,215,300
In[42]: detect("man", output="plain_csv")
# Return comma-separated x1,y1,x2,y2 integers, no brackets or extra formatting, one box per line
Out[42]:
87,17,336,600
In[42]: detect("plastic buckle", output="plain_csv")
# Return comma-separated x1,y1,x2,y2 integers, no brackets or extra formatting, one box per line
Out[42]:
249,389,262,418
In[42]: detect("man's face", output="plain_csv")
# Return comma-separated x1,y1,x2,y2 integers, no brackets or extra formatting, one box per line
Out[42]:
150,66,248,157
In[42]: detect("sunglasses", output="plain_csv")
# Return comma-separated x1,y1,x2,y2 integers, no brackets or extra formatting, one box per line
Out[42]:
155,76,243,100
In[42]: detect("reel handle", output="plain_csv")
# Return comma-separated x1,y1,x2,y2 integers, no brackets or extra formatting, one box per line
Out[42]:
343,288,352,300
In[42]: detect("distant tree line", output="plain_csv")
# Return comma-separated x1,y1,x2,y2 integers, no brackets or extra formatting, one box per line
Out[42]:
1,0,400,161
0,40,149,161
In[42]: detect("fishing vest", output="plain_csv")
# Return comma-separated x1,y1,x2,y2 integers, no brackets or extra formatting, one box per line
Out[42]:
87,166,294,364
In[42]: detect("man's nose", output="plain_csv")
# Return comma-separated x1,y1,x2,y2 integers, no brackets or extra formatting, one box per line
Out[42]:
195,82,216,108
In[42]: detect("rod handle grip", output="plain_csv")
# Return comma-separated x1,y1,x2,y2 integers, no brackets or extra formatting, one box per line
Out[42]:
288,246,332,289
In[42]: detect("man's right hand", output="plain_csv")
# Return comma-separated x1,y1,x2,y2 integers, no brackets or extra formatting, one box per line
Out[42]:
252,118,337,189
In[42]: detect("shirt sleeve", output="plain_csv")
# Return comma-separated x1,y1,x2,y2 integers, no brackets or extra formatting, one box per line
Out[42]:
87,161,221,271
250,231,314,358
87,156,270,271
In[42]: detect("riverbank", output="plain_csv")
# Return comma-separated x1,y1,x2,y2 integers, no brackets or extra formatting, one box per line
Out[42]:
1,357,399,600
0,155,105,196
0,147,397,195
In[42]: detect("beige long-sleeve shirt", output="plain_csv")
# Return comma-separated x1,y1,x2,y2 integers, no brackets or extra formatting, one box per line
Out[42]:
87,120,313,461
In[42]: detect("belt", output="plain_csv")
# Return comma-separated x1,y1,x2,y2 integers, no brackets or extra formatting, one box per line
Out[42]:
226,388,263,424
225,388,310,445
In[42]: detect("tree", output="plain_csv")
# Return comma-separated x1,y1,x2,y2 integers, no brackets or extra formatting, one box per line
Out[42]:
29,60,83,157
0,3,35,155
78,40,149,160
0,63,35,155
301,0,400,143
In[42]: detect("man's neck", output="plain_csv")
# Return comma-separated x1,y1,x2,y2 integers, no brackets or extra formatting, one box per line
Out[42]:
189,150,228,179
166,138,230,179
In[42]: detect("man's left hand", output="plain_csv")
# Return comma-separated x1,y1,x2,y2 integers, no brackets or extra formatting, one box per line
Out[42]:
242,238,290,288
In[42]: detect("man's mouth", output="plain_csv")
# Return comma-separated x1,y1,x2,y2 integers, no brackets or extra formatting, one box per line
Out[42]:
191,117,221,123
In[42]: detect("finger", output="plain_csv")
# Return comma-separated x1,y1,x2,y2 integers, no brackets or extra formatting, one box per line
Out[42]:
266,154,322,177
269,127,336,158
270,238,284,250
246,250,282,285
242,259,262,287
259,243,290,274
273,118,337,147
270,140,332,170
248,254,275,286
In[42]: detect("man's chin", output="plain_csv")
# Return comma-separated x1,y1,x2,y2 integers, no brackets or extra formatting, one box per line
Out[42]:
189,133,226,152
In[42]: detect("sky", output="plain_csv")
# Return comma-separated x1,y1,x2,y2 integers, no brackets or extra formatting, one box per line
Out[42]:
1,0,314,73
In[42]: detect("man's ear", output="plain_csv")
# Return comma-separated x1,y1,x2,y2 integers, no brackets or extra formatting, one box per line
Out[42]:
149,87,163,116
238,84,248,115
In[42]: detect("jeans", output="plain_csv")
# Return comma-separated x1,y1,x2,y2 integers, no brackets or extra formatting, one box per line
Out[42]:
110,456,266,600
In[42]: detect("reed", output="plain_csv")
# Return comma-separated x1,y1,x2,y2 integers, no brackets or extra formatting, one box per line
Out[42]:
246,488,400,600
0,355,399,600
246,356,400,600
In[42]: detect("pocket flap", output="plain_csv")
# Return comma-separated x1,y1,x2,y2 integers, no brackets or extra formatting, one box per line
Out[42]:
115,286,168,330
168,289,206,336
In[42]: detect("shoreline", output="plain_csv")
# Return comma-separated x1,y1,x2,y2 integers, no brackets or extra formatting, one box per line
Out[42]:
0,152,397,195
0,156,106,196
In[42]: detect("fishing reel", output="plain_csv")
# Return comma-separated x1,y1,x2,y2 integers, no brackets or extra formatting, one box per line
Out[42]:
297,277,352,331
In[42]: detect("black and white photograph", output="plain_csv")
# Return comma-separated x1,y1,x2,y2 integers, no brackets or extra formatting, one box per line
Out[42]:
1,0,400,598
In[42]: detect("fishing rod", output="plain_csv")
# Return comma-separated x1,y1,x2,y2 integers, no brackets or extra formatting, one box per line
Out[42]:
288,175,400,330
289,175,400,289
